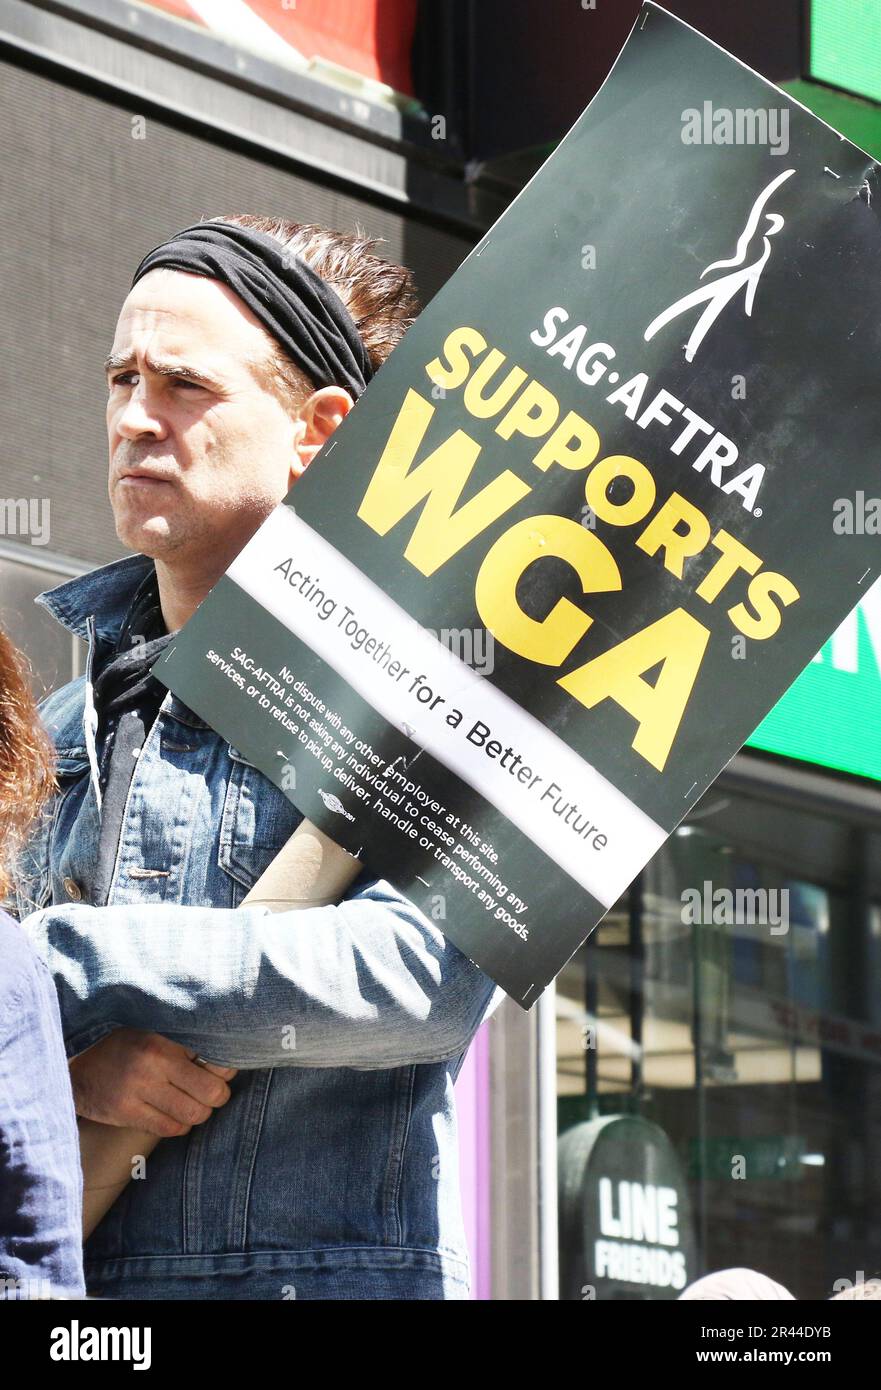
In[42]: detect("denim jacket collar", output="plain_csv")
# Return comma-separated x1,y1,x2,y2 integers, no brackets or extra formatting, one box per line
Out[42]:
35,553,220,743
34,552,156,648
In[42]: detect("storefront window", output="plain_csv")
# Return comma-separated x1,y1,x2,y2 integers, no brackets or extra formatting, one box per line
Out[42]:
0,548,86,697
557,773,881,1300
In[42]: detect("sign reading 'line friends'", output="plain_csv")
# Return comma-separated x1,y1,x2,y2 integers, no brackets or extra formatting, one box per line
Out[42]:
155,4,881,1006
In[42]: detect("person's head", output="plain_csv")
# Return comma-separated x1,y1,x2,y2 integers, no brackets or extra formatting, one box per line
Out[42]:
678,1267,794,1300
0,630,55,904
106,215,419,571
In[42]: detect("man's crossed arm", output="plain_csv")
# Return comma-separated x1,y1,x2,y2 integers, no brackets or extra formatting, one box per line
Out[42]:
20,875,505,1079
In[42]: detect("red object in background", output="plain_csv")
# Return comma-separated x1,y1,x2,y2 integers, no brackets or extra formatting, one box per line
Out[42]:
143,0,418,95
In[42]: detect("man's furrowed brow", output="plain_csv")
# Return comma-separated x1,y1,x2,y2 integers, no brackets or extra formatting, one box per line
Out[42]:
103,350,225,388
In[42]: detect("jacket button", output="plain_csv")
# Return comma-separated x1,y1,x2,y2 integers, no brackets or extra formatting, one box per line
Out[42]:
63,877,82,901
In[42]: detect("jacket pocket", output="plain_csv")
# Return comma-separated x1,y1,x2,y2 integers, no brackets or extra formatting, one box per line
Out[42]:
217,744,304,898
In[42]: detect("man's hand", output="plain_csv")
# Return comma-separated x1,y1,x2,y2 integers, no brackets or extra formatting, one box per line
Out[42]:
69,1028,238,1138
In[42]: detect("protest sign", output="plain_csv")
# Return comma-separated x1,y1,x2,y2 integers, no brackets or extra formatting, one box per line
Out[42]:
154,3,881,1007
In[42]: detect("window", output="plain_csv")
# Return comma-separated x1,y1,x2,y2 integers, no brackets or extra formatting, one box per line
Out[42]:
0,546,87,699
557,772,881,1300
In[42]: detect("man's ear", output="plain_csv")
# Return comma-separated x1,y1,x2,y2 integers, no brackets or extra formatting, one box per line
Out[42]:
289,385,354,486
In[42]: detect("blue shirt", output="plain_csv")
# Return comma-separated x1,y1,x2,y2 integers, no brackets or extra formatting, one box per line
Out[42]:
0,909,85,1299
13,551,505,1300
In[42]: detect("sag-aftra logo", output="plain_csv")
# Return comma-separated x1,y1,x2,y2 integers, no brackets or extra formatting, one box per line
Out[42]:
644,167,796,362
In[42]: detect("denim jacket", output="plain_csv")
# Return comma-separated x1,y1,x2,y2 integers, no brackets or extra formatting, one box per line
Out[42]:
0,910,85,1300
14,551,504,1300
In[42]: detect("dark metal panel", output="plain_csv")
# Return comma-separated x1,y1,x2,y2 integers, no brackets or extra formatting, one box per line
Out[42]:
30,0,434,151
0,0,508,232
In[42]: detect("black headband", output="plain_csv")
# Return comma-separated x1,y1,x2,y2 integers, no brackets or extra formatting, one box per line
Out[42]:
131,220,374,399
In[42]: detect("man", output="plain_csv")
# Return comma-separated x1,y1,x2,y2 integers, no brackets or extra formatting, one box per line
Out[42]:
13,215,504,1300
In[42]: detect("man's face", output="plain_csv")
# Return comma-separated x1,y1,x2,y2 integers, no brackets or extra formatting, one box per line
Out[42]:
106,268,304,562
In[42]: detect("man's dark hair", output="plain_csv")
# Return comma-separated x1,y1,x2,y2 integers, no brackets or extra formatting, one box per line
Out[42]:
207,214,420,408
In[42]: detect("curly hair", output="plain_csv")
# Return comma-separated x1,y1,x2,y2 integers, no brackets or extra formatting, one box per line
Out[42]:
0,629,56,904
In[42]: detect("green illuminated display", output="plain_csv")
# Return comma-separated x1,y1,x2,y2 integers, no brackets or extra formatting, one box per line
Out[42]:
747,587,881,782
810,0,881,104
